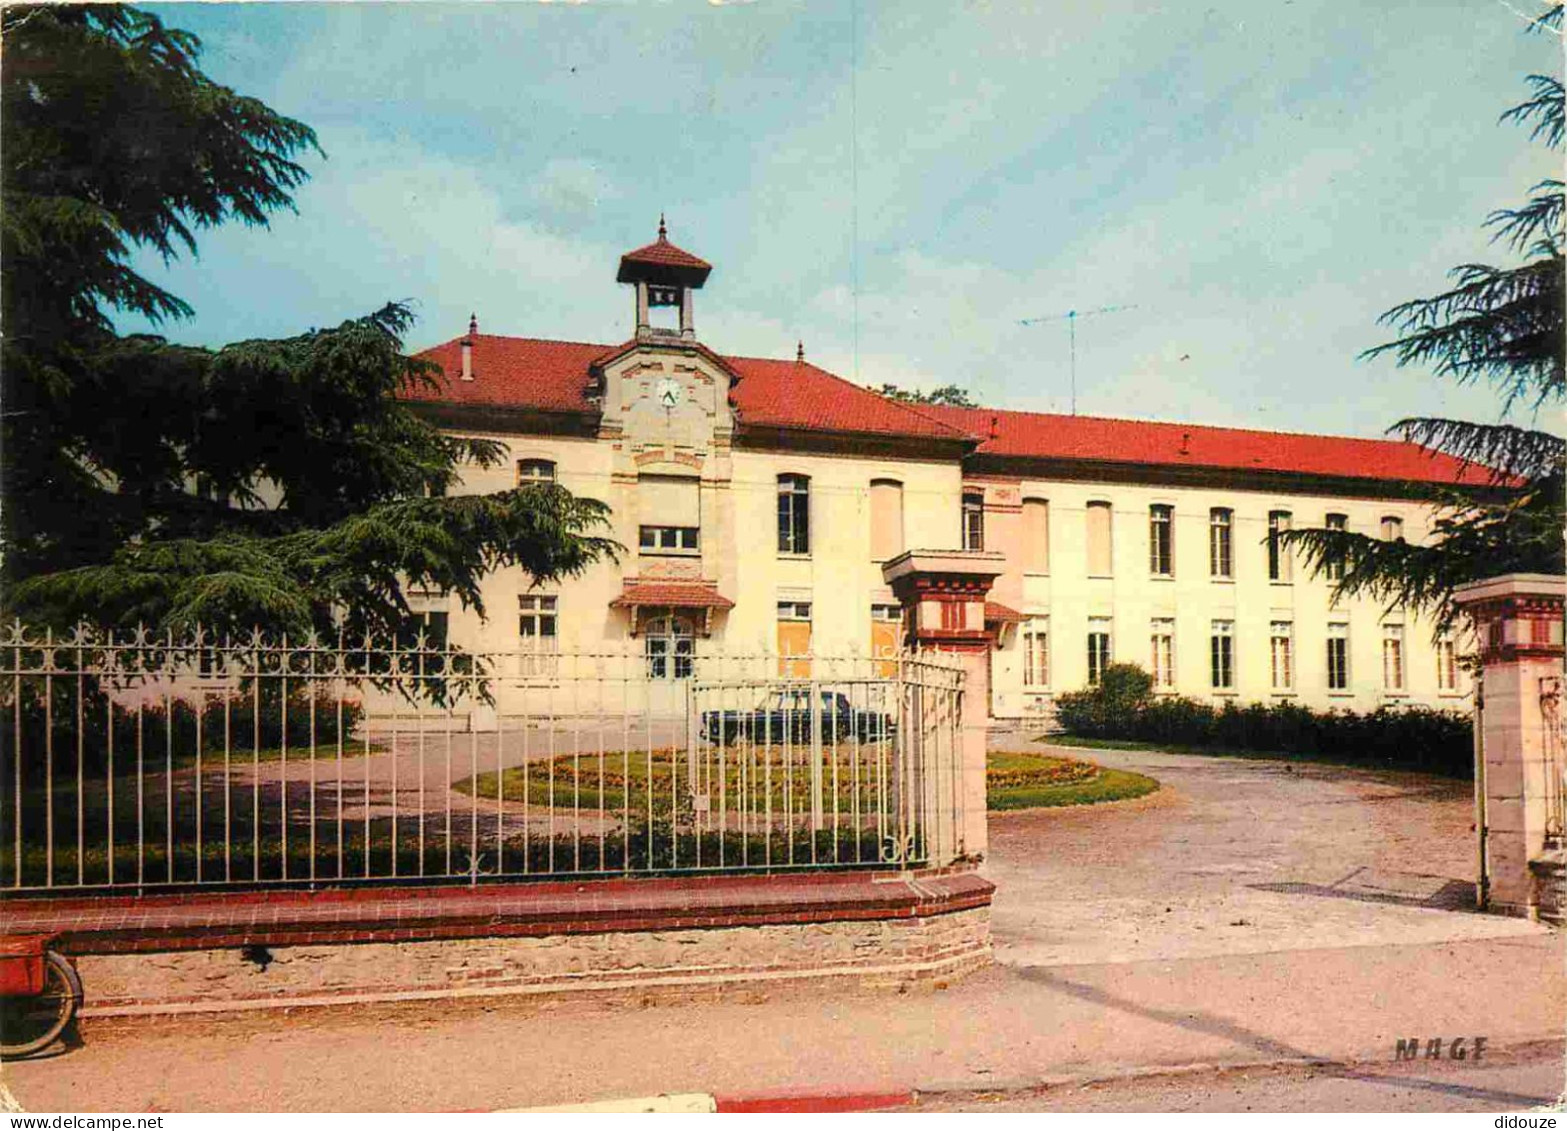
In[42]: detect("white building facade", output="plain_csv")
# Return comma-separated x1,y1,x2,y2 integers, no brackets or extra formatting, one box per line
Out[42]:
405,226,1477,722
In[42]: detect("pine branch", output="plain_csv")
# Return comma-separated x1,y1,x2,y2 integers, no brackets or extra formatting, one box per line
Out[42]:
1388,417,1565,482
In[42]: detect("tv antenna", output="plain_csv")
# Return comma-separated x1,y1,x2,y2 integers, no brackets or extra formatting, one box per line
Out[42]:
1018,304,1138,415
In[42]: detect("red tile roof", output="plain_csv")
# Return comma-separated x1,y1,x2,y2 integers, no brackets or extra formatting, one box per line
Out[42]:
609,580,735,610
618,237,712,273
984,601,1024,624
722,355,968,440
410,335,604,414
406,334,967,440
616,222,713,286
406,334,1486,487
913,405,1485,487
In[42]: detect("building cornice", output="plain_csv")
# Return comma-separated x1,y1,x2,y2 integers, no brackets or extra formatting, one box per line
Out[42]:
734,424,974,462
407,400,600,439
960,452,1506,502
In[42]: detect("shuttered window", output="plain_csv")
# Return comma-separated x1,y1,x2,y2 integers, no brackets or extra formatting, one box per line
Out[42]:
1087,502,1113,577
870,480,904,561
1022,498,1049,573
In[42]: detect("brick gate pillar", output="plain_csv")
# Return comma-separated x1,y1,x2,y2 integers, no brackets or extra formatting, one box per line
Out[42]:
1453,573,1566,917
882,549,1006,865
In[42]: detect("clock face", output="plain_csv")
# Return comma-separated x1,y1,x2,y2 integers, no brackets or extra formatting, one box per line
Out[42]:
655,378,682,409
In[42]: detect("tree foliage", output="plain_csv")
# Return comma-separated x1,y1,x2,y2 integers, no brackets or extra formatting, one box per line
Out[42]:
875,383,978,407
1,6,616,639
1281,10,1565,629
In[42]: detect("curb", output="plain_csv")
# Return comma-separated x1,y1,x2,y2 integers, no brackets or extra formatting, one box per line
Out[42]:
507,1037,1566,1114
907,1036,1567,1105
506,1091,912,1114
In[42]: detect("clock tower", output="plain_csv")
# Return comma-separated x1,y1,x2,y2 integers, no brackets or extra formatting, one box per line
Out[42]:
616,214,712,342
595,219,735,636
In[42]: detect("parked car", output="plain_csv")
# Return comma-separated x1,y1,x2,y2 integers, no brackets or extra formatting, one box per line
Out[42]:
701,688,895,744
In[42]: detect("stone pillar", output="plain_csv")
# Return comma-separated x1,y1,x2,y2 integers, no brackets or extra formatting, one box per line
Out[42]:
1453,573,1566,917
882,549,1005,865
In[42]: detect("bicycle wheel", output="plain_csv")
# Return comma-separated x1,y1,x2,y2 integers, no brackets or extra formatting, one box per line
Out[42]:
0,952,82,1060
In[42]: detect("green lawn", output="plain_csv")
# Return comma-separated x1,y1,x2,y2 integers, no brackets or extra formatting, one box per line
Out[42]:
987,750,1159,810
453,745,893,819
452,747,1160,816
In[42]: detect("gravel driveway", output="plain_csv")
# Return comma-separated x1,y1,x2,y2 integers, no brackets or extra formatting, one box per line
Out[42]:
987,741,1549,966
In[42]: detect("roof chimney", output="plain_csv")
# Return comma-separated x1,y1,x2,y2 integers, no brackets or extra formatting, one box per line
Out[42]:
1179,431,1191,455
989,414,1000,440
796,340,805,363
460,313,476,381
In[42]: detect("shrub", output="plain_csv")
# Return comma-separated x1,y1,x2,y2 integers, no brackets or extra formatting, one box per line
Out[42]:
1055,668,1472,777
2,679,365,778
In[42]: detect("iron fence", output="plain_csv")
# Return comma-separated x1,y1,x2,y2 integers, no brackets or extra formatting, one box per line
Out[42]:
1542,674,1564,847
0,623,966,892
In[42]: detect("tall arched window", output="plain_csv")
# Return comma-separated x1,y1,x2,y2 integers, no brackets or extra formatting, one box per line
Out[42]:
962,491,985,551
1268,510,1292,582
1209,507,1234,578
777,474,810,554
644,614,694,680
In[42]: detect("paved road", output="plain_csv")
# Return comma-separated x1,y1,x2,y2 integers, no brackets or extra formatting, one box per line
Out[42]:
5,745,1562,1113
991,742,1543,965
912,1040,1567,1112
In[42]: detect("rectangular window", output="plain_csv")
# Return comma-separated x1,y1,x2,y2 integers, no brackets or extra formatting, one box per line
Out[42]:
1270,621,1294,691
1022,617,1050,689
1087,501,1113,577
871,603,901,677
1210,619,1235,690
777,601,813,678
1149,505,1173,577
516,459,557,485
1022,498,1049,573
1209,508,1233,579
638,525,699,553
1150,618,1175,690
639,474,699,546
1268,510,1292,582
1327,622,1350,691
396,609,450,652
518,594,559,678
1382,624,1405,692
1381,515,1405,542
870,480,905,560
1436,636,1459,692
939,600,968,631
1324,514,1347,581
644,614,693,681
962,491,985,551
1087,618,1112,686
777,474,810,555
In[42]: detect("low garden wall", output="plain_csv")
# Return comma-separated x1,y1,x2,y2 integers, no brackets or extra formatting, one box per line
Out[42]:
3,869,994,1016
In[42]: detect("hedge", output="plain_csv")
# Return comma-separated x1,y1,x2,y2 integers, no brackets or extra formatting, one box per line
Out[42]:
1055,663,1472,777
3,680,364,779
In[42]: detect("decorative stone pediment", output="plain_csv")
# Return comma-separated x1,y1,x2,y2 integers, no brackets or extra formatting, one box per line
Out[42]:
597,344,735,461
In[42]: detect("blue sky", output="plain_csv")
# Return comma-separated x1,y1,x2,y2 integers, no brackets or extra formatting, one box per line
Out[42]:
126,1,1562,438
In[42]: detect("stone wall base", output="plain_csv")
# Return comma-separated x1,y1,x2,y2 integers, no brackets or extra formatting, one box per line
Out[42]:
1530,851,1566,926
77,906,992,1017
